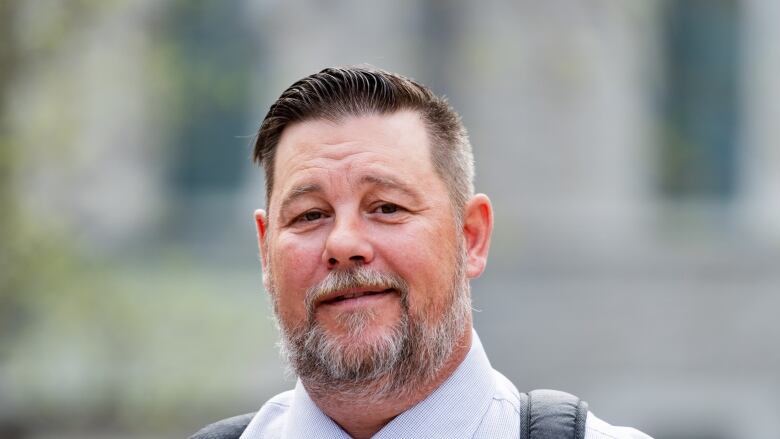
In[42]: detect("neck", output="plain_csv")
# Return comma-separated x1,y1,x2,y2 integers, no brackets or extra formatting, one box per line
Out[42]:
304,327,472,439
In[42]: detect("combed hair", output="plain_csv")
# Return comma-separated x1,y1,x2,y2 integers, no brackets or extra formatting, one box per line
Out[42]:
253,66,475,216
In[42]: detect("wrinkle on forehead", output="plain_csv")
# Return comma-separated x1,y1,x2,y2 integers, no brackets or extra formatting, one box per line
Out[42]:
274,112,431,168
270,111,439,212
280,149,385,178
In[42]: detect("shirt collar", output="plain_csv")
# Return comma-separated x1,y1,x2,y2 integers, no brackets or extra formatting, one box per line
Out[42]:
284,329,496,438
373,329,496,438
284,379,351,438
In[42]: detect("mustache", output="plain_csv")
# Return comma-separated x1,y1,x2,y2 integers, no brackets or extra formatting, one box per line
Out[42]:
304,266,409,316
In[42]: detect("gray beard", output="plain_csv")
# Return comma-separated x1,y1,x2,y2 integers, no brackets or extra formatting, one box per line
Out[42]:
268,258,471,401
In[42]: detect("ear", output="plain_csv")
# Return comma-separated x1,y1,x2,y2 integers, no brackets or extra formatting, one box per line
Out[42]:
254,209,271,287
462,194,493,279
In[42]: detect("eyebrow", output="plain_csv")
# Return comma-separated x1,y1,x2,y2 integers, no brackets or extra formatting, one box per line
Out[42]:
358,175,422,202
278,174,422,215
279,183,323,215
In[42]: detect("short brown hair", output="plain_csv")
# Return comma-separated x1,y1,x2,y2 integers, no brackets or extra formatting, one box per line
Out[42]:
253,66,474,215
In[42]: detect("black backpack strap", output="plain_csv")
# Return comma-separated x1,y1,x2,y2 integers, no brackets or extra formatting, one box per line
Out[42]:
519,389,588,439
189,412,256,439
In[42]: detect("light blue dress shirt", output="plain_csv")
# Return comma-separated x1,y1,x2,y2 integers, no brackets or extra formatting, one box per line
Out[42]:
239,331,652,438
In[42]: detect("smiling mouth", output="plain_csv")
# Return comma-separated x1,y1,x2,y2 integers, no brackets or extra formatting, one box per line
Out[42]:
321,288,398,305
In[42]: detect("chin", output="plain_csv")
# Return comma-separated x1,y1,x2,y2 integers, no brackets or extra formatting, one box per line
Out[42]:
322,309,402,341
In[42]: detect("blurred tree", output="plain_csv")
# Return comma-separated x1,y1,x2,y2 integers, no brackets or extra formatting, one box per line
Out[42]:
0,0,22,361
0,0,111,429
0,0,92,363
1,2,270,434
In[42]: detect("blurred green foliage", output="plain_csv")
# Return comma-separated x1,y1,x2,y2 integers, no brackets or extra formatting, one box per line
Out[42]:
0,2,272,435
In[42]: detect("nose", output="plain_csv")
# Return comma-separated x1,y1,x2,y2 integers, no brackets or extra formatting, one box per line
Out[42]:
322,214,374,269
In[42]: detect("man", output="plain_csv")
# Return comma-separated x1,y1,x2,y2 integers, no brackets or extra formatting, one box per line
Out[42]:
192,66,652,438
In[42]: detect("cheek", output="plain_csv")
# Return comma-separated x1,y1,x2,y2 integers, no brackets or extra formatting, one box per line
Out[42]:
273,232,324,277
376,224,459,314
269,234,325,319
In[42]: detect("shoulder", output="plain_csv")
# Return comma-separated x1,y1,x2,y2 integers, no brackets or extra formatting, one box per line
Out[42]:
485,375,654,439
490,368,522,412
255,388,295,417
585,412,654,439
189,390,295,439
473,369,523,436
241,389,295,436
188,412,255,439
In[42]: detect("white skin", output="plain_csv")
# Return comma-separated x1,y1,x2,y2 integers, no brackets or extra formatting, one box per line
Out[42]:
254,110,493,439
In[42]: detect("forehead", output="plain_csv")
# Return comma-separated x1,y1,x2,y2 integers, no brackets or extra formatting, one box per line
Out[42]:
271,111,437,199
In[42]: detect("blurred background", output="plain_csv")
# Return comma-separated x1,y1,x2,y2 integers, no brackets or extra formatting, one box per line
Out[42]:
1,1,778,438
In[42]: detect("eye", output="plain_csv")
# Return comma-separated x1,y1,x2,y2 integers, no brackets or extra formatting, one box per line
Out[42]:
376,203,400,214
299,210,325,222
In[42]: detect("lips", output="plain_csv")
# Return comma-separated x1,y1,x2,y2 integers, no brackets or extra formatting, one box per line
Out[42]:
319,288,398,305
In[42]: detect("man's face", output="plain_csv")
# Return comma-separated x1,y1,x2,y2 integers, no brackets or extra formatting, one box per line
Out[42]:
255,111,479,392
